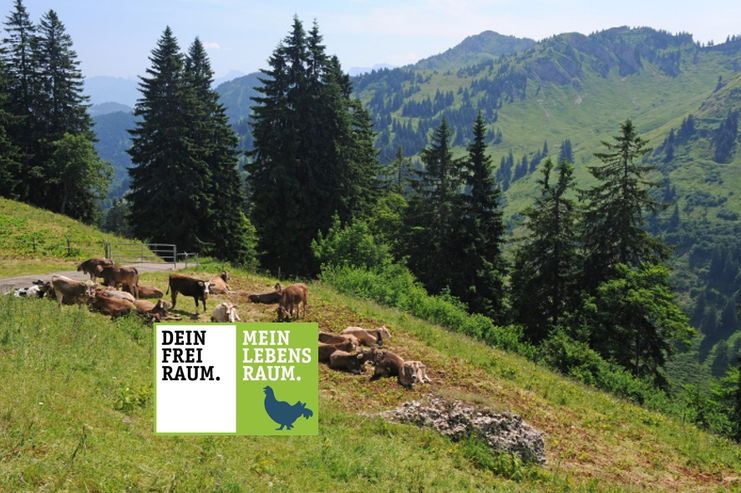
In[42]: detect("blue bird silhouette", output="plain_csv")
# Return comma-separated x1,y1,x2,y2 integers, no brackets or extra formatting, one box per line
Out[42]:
263,386,313,430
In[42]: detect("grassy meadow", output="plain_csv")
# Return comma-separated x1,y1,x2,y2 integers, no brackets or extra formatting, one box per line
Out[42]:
0,198,151,277
0,265,739,492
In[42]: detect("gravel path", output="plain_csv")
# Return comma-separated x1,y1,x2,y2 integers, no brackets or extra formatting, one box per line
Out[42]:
0,262,188,293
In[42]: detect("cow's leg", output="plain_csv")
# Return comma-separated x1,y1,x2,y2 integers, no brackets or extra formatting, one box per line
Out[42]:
171,290,178,309
193,297,199,313
132,283,139,299
55,289,63,307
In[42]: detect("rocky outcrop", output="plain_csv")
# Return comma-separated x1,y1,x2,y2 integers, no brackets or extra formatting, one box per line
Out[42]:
377,395,545,465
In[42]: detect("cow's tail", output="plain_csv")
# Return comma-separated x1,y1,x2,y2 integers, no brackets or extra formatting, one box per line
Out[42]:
165,284,170,295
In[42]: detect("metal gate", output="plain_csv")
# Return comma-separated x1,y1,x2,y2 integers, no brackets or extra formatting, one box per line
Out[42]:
104,242,177,266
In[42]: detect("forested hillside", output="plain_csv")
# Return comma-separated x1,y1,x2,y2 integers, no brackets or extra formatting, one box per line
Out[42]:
346,28,741,389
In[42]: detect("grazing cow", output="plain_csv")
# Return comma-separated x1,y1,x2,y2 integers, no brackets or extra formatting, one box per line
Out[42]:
89,291,135,318
211,302,241,323
278,284,308,321
96,265,139,299
318,340,357,363
208,271,231,295
318,332,359,346
166,274,209,313
328,349,374,374
77,258,114,281
124,284,163,299
51,275,94,306
340,326,391,347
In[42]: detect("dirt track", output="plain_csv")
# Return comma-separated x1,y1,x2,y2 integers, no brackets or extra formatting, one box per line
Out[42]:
0,262,187,293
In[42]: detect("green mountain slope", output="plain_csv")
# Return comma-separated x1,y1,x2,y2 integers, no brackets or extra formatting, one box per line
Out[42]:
350,27,741,383
0,197,149,276
0,262,739,491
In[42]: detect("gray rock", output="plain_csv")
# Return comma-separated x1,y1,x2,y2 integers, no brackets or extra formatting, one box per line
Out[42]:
377,394,546,464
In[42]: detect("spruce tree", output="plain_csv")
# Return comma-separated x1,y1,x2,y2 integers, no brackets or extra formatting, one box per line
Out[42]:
0,56,21,197
2,0,37,201
34,9,99,216
249,17,379,276
581,119,667,291
128,27,211,249
402,118,464,294
457,112,506,320
589,263,693,387
183,38,255,265
511,159,580,342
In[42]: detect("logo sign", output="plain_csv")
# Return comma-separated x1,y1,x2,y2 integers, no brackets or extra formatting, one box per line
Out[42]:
154,322,318,435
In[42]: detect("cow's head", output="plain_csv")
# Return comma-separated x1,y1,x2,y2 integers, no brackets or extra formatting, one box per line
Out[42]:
221,271,230,282
274,282,282,293
199,281,210,298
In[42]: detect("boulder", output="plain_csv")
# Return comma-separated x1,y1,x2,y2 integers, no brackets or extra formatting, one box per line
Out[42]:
377,395,545,464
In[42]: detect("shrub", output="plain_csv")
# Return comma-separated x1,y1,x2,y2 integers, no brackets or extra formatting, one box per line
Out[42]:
312,216,394,271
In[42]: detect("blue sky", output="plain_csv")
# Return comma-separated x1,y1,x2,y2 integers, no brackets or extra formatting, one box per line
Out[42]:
12,0,741,79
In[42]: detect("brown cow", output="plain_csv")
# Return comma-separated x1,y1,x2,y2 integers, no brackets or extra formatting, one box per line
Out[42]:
166,274,209,313
318,332,359,346
341,326,391,346
208,271,231,295
328,349,374,374
89,291,135,318
248,290,281,304
124,284,163,299
51,275,94,306
278,284,308,320
96,265,139,299
319,340,357,363
370,349,420,389
77,258,113,281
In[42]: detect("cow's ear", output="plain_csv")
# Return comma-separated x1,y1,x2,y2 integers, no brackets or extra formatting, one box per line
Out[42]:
198,281,205,287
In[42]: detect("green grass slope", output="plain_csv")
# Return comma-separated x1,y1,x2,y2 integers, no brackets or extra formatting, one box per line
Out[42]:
0,267,739,492
0,197,150,277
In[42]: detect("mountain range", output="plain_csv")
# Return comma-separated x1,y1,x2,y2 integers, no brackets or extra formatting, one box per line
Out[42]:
89,27,741,383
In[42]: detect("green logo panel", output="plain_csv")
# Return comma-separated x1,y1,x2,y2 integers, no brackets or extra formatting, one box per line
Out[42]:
236,322,318,435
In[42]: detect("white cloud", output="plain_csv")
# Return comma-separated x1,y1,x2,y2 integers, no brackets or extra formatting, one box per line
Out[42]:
203,41,221,49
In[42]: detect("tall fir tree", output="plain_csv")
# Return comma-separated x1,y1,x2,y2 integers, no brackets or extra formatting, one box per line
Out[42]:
511,159,580,342
0,56,21,197
581,119,667,291
2,0,37,201
128,27,211,249
35,9,99,216
456,112,506,320
183,38,255,265
402,118,465,294
248,17,379,276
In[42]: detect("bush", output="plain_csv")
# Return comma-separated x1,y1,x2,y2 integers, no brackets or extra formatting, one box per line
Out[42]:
312,216,394,271
320,264,533,356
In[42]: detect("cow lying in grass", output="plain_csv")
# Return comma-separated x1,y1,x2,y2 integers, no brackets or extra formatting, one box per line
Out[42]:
329,348,374,374
341,326,391,346
124,284,163,299
208,271,231,295
211,302,241,322
318,339,358,363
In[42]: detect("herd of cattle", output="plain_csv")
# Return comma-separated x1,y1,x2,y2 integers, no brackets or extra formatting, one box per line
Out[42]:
12,257,431,389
